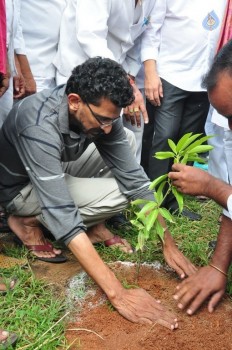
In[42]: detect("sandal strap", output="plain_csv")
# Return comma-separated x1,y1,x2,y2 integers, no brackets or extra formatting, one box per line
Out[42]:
26,242,54,252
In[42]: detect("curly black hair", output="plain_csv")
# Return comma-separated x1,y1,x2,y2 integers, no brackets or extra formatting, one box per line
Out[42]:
65,57,134,107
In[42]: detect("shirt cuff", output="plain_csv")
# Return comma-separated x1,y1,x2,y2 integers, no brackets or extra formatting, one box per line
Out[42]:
224,194,232,219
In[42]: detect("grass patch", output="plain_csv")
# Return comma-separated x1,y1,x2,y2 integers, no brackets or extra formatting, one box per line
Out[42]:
0,195,231,349
0,265,68,350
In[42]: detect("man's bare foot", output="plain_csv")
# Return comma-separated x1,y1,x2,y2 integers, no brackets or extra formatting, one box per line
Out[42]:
87,222,133,253
8,215,61,259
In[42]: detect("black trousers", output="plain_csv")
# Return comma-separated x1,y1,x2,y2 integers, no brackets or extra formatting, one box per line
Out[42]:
141,78,210,209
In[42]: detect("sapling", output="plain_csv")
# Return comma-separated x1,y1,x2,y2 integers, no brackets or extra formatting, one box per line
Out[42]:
131,133,214,252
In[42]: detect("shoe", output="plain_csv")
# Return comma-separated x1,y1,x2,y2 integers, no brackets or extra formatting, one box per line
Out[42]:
0,330,18,349
180,208,202,221
169,207,202,221
106,213,132,230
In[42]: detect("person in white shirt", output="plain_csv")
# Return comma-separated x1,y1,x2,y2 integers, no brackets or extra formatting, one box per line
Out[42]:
168,40,232,315
140,0,227,219
0,0,35,127
20,0,66,92
53,0,159,162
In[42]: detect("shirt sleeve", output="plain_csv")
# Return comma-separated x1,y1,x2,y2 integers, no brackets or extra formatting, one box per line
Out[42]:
13,0,26,55
94,120,154,202
140,0,167,63
75,0,115,60
224,194,232,220
15,121,86,245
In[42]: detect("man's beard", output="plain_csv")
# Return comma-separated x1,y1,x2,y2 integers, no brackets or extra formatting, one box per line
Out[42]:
69,115,104,138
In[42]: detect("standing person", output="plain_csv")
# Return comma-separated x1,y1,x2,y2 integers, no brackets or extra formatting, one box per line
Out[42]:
53,0,161,162
20,0,66,92
0,0,7,92
141,0,227,220
0,0,36,127
0,57,196,328
168,39,232,315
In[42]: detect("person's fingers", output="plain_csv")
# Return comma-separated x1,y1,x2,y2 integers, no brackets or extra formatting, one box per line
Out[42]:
208,290,225,313
158,82,163,98
157,318,178,331
185,289,210,315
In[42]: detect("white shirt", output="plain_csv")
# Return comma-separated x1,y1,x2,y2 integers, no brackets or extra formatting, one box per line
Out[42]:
137,0,227,91
6,0,25,74
53,0,158,80
20,0,66,80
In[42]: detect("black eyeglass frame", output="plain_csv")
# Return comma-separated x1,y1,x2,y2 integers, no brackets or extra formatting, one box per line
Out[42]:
86,103,120,127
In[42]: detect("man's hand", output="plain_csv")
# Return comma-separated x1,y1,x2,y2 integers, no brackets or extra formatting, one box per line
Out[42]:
0,73,10,97
111,287,178,330
145,73,163,107
168,163,210,196
13,73,26,99
162,231,197,278
123,84,148,127
24,76,36,96
173,266,227,315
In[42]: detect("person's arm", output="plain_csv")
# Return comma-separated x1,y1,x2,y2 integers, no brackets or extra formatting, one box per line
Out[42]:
123,76,148,127
16,54,36,96
141,0,166,106
95,125,196,278
168,164,232,210
13,52,25,99
68,232,178,329
173,214,232,315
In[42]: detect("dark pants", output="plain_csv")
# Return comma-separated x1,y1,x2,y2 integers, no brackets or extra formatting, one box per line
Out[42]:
141,78,210,209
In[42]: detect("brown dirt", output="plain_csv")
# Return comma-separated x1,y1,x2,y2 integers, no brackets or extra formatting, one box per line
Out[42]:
1,233,232,349
65,263,232,350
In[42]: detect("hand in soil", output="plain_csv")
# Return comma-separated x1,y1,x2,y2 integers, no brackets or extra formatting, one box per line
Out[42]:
162,233,197,278
173,265,227,314
111,287,178,330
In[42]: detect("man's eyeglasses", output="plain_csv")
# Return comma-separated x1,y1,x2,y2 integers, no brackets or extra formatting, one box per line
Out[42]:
86,103,120,127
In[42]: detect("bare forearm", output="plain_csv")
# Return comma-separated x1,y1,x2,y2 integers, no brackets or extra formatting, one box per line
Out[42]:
68,232,123,300
204,175,232,211
210,214,232,273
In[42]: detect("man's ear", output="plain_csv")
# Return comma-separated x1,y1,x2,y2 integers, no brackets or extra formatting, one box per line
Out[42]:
68,93,82,112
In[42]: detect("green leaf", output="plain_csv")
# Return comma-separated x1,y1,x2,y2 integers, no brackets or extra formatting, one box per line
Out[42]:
172,187,184,212
136,231,145,251
149,174,168,190
154,221,165,242
158,207,175,223
176,132,193,152
130,219,144,231
186,145,213,154
154,151,175,160
181,135,212,154
178,133,203,151
187,156,206,163
180,153,189,164
136,201,158,219
131,199,150,206
168,139,177,154
146,209,159,231
154,181,166,205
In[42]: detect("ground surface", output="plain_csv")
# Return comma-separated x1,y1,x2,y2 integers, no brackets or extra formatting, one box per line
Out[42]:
65,263,232,350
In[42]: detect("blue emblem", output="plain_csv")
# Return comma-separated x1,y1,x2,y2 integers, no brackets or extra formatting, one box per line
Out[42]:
142,16,150,27
202,11,220,31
